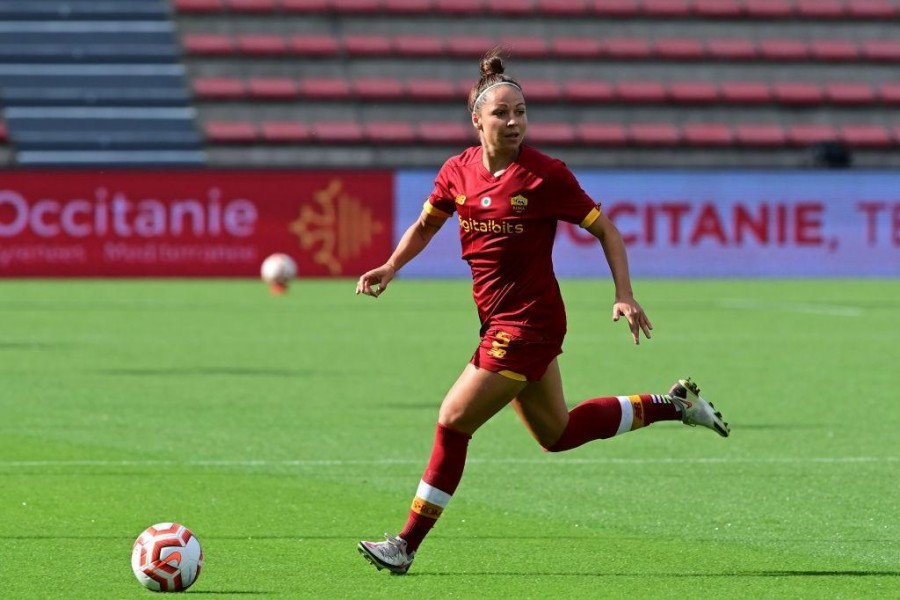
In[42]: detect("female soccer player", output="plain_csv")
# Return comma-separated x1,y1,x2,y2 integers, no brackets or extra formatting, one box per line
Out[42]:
356,49,729,575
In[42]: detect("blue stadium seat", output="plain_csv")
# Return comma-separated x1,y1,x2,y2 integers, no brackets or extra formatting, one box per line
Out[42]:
0,0,168,20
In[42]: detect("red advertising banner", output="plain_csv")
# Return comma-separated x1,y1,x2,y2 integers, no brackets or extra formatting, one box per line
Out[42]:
0,171,394,277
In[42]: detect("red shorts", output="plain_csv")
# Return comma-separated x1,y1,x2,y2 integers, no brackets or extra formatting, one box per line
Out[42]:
470,325,563,382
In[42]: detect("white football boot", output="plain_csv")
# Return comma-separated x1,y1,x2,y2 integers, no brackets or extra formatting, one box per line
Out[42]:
358,534,416,575
668,378,730,438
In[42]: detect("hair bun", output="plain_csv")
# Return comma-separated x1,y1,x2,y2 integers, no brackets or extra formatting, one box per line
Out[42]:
480,55,505,77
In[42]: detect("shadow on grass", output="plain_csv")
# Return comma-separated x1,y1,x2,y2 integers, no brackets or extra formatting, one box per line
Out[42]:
187,592,274,595
94,367,317,378
414,570,900,578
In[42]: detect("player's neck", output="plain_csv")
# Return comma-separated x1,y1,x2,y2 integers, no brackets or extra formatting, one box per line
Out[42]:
481,145,521,178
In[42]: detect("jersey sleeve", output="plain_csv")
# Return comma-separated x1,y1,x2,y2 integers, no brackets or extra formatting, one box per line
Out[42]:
548,161,602,228
423,159,459,219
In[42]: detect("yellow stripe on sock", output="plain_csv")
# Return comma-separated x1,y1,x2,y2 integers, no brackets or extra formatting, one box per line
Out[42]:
628,395,646,430
411,497,444,519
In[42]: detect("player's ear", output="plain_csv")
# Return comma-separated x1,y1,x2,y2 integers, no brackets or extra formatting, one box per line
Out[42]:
472,112,482,130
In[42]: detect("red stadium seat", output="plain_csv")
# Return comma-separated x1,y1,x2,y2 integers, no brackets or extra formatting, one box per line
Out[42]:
332,0,381,13
226,0,276,13
615,81,667,103
418,122,473,144
578,123,628,146
734,124,787,147
561,80,615,103
247,78,300,100
394,35,445,56
668,81,719,104
173,0,223,13
526,123,576,145
551,37,603,59
500,37,549,59
847,0,897,19
447,36,495,57
205,121,258,143
485,0,534,16
535,0,588,15
795,0,844,19
693,0,743,18
681,123,733,147
602,38,652,59
591,0,639,17
759,39,809,61
877,82,900,104
518,79,561,102
860,40,900,62
787,124,839,146
641,0,691,17
654,38,705,60
824,82,876,105
383,0,434,13
236,35,288,56
772,82,824,105
720,81,771,104
260,121,312,143
311,121,366,143
743,0,794,19
289,35,340,57
353,78,405,100
343,35,392,56
365,121,417,144
407,79,458,101
193,77,246,100
281,0,329,12
839,124,893,148
182,34,234,56
435,0,485,13
300,78,352,100
629,123,680,146
809,40,860,62
706,38,758,61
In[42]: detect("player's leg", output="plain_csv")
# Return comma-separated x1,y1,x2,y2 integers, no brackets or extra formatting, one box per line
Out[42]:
509,358,569,448
358,364,526,574
512,360,729,452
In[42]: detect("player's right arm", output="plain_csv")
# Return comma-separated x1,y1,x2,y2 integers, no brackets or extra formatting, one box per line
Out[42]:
356,209,449,298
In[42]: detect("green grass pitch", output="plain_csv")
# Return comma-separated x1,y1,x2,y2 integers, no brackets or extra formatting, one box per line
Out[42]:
1,278,898,599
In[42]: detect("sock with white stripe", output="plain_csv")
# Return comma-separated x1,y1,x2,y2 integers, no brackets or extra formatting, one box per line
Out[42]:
399,423,471,552
545,394,681,452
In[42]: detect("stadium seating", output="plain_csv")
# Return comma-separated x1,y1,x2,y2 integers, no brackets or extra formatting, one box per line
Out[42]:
200,119,900,150
5,0,897,167
0,0,204,165
180,32,900,66
190,74,900,109
171,0,900,19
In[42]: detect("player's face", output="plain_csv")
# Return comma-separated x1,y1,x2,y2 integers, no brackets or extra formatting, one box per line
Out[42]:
474,85,527,154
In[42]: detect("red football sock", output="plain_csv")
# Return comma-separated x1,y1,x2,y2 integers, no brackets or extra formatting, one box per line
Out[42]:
399,423,471,553
546,394,680,452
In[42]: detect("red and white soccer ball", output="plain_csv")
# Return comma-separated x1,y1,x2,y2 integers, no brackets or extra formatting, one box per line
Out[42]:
131,523,204,592
260,253,298,294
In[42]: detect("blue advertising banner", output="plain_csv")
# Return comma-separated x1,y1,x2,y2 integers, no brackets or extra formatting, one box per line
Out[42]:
395,170,900,278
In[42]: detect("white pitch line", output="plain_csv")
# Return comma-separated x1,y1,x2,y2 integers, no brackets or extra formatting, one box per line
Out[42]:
0,457,897,468
718,298,864,317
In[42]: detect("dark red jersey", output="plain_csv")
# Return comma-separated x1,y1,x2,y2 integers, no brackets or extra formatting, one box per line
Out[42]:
425,145,601,336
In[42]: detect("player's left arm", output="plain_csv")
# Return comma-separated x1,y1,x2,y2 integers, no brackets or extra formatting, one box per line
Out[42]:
585,212,653,344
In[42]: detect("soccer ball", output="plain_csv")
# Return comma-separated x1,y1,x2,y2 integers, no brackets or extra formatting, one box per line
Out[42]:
131,523,204,592
260,253,297,294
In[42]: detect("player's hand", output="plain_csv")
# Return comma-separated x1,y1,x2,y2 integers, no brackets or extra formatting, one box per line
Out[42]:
355,263,396,298
612,297,653,344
